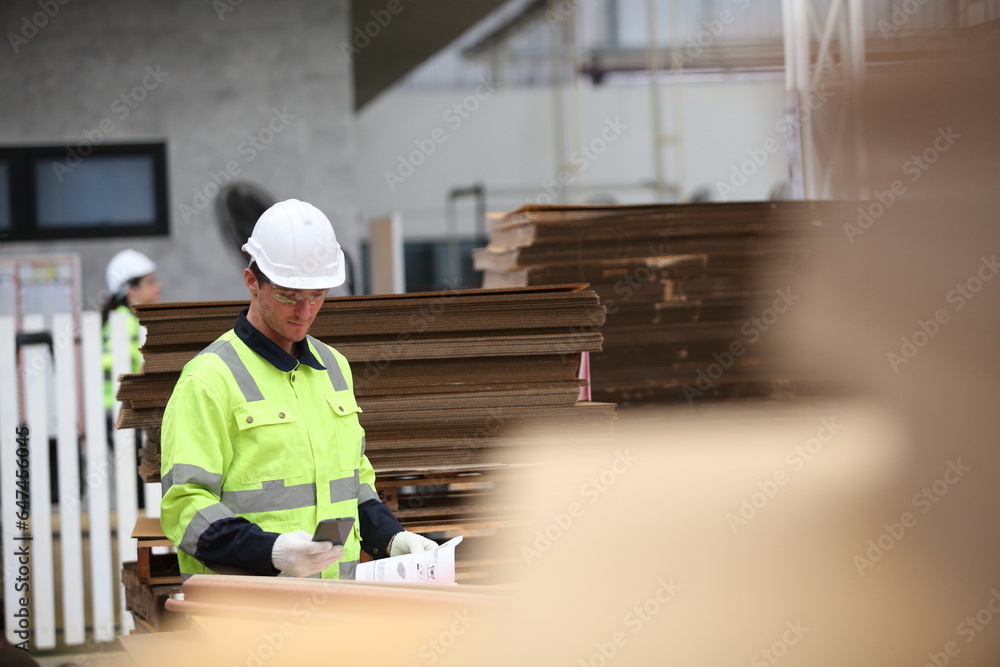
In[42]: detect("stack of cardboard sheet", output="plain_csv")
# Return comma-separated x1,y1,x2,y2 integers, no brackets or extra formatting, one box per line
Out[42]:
117,285,612,549
475,202,840,405
124,518,185,633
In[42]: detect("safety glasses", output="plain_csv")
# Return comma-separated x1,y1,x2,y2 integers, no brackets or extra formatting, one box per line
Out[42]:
267,284,327,306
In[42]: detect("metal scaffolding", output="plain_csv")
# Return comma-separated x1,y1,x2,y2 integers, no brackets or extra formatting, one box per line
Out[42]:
781,0,868,199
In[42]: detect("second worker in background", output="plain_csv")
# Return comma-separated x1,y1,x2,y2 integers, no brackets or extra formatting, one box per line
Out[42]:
160,199,436,580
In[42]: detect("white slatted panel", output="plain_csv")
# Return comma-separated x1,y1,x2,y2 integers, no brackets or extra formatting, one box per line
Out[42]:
0,317,23,646
143,481,161,517
23,314,56,648
53,313,85,645
81,311,115,641
109,309,136,634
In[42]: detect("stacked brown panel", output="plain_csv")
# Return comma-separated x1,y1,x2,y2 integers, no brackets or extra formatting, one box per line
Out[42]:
476,202,841,406
123,518,185,633
117,285,612,554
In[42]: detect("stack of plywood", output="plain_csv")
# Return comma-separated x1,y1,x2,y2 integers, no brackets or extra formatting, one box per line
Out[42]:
475,202,840,405
117,285,612,552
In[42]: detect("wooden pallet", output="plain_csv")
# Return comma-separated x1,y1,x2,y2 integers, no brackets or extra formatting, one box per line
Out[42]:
122,561,185,633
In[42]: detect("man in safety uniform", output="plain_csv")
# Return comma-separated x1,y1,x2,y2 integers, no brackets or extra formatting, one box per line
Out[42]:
160,199,436,580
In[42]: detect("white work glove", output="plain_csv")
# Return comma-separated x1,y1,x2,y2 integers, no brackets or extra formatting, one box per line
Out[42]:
389,531,438,557
272,530,343,577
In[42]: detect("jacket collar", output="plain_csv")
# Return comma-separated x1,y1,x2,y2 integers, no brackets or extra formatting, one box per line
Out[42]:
234,307,325,372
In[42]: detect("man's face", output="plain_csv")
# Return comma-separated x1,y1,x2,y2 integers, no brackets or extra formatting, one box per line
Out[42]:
245,268,327,352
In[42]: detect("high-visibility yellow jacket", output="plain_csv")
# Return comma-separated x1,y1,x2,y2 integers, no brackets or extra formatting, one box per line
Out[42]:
160,311,400,580
103,305,142,410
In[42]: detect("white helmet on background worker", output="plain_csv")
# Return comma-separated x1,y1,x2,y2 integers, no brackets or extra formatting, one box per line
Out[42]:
106,249,156,296
241,199,346,290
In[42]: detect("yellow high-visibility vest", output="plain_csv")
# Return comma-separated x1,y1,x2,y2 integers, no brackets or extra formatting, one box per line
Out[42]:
102,305,142,411
160,331,375,580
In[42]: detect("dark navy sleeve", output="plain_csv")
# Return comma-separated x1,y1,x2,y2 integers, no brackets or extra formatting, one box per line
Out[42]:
195,516,281,576
358,498,404,559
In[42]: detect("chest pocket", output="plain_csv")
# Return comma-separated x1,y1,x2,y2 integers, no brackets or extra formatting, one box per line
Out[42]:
232,400,302,484
326,394,364,470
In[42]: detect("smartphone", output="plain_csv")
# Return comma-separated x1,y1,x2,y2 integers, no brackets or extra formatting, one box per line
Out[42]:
312,517,355,546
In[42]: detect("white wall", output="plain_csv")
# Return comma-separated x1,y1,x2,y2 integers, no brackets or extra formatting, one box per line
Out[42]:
356,73,790,241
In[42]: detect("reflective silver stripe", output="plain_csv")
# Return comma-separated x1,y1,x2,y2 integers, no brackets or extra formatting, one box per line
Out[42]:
307,336,348,391
339,559,358,580
201,339,264,402
358,482,379,505
162,463,223,497
221,479,317,514
160,467,172,498
360,435,366,457
330,470,360,504
180,502,235,555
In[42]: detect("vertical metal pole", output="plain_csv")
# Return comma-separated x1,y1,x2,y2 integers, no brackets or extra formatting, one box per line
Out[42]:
550,1,567,202
646,0,666,201
793,0,817,199
847,0,868,198
781,0,805,199
669,0,687,200
567,2,584,201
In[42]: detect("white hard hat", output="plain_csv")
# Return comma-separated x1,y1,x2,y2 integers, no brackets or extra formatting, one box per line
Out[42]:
241,199,345,290
106,249,156,295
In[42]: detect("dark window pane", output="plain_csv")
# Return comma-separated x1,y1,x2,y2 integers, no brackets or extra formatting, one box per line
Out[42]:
0,162,10,231
34,155,156,228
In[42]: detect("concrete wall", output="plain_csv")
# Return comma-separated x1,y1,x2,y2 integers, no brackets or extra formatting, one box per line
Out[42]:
356,74,790,241
0,0,357,307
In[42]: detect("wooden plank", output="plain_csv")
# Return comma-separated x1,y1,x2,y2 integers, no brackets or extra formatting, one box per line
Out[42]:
23,315,56,648
53,313,85,645
81,311,116,641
